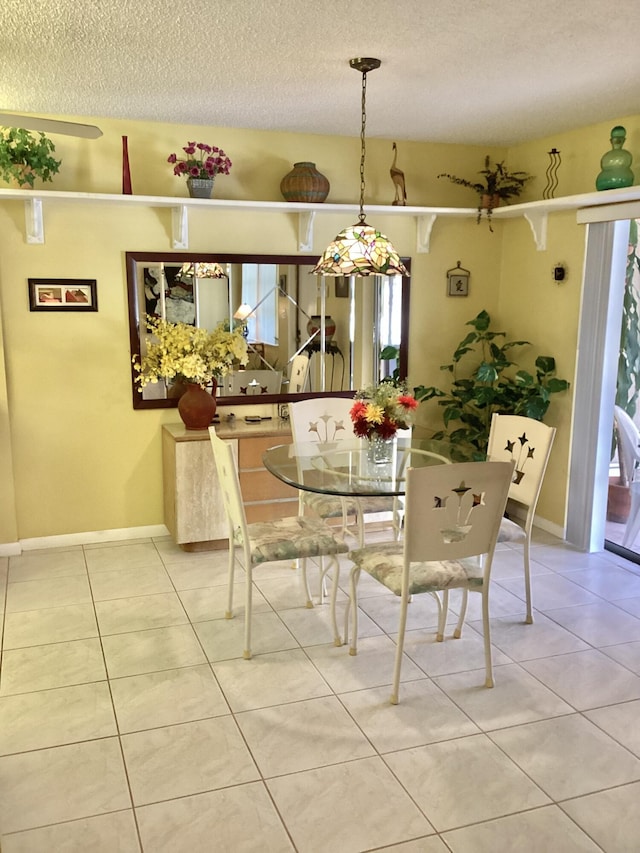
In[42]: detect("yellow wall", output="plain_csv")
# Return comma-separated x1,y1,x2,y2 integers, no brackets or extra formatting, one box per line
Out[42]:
0,112,638,543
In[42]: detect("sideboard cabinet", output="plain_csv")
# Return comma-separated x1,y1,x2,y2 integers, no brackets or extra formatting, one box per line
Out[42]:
162,421,296,550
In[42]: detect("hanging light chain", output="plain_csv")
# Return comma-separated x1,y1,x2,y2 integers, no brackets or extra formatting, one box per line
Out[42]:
358,69,368,223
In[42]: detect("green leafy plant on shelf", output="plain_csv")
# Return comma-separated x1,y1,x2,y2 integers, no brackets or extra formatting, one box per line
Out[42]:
414,310,569,456
616,218,640,419
438,156,533,230
0,127,61,188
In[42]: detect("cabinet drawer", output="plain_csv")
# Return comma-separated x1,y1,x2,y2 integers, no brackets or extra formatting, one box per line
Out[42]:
240,470,298,501
239,435,292,469
246,500,297,523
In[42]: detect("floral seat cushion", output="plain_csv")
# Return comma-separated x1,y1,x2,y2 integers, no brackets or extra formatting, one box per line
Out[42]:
238,517,349,565
349,542,484,596
303,492,401,519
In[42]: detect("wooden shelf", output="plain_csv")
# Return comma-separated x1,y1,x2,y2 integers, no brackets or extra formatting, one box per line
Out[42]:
2,184,640,252
0,188,475,252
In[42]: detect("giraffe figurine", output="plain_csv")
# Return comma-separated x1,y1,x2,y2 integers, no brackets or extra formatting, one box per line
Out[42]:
390,142,407,206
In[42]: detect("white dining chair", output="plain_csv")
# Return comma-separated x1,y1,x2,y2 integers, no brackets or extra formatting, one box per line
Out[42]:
613,405,640,547
288,397,406,546
222,369,282,396
208,427,348,658
484,413,556,624
347,460,513,703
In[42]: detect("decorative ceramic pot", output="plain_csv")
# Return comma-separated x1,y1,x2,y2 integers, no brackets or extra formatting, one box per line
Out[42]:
177,381,217,429
187,177,215,199
306,315,336,344
596,126,634,191
280,162,330,203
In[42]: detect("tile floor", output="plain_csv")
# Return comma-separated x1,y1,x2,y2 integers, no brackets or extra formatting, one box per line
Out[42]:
1,531,640,851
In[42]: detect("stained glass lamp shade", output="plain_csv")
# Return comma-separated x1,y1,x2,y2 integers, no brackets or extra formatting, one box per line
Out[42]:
312,221,408,276
313,58,409,278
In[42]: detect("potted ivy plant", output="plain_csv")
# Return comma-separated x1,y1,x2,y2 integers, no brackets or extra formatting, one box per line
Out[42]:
438,156,533,230
414,309,569,456
0,127,61,188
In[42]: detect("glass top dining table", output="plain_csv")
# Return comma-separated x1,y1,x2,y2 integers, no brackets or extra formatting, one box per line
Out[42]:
262,436,462,498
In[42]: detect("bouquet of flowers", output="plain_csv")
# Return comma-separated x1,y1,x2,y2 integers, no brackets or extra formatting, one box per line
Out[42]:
133,316,248,388
350,381,418,439
167,141,232,179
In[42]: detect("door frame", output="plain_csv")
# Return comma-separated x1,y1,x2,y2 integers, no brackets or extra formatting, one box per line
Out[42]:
566,218,630,550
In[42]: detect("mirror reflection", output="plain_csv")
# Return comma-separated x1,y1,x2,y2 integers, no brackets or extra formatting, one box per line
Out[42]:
126,252,410,409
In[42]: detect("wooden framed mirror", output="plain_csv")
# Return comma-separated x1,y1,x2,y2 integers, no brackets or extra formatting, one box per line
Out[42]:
126,251,410,409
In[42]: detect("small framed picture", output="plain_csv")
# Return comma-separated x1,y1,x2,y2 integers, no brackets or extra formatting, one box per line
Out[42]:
28,279,98,312
446,263,470,297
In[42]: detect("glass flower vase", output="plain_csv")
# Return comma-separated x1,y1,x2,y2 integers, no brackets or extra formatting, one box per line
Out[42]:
366,434,396,465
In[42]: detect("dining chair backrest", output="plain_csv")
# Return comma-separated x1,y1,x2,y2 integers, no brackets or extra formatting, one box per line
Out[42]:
288,353,310,393
209,427,246,540
403,460,514,564
614,404,640,486
486,413,556,512
222,369,282,396
288,396,354,448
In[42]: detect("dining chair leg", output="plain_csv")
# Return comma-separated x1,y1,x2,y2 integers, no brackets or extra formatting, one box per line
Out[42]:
243,562,253,661
453,588,468,639
225,542,236,620
523,538,534,624
435,590,447,642
329,556,343,646
391,584,411,705
300,558,313,609
481,588,494,688
453,589,467,638
348,565,361,655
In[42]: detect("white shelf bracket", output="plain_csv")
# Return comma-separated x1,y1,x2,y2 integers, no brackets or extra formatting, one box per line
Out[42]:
298,211,316,252
25,198,44,244
171,205,189,249
523,210,548,251
416,214,437,253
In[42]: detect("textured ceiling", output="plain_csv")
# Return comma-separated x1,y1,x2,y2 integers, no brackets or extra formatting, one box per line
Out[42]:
1,0,640,145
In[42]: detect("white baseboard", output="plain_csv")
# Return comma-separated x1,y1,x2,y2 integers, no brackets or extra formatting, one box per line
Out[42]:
0,525,170,556
507,504,565,541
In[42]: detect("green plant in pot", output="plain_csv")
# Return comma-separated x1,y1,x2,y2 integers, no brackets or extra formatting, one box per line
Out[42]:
438,156,533,230
0,127,61,188
414,310,569,457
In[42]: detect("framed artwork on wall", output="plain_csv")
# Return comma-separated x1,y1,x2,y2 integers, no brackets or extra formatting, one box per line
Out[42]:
28,278,98,312
446,262,470,297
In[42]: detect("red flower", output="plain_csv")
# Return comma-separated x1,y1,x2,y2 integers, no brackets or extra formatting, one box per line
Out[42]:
377,417,398,439
398,395,418,410
350,400,367,421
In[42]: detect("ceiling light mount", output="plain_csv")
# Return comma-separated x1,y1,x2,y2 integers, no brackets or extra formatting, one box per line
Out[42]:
349,57,381,74
312,57,409,277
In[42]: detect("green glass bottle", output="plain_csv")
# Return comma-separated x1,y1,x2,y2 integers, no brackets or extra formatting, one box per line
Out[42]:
596,126,634,191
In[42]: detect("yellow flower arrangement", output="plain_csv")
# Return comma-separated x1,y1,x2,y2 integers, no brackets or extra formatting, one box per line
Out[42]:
133,315,248,388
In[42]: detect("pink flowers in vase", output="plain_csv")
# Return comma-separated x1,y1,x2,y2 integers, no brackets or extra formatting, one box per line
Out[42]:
168,141,232,180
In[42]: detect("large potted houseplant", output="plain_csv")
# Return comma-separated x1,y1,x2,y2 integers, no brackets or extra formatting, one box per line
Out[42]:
414,310,569,457
0,127,61,188
438,156,533,230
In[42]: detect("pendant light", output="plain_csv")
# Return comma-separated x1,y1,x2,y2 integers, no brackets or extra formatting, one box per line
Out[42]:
312,58,409,277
